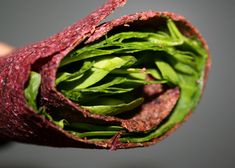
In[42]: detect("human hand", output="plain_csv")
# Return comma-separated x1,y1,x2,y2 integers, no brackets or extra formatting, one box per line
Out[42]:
0,42,13,57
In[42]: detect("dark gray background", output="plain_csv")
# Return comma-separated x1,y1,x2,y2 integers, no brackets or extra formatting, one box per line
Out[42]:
0,0,234,168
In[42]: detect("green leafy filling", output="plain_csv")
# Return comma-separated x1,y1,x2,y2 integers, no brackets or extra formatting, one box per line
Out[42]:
24,71,41,111
24,72,67,128
24,18,208,143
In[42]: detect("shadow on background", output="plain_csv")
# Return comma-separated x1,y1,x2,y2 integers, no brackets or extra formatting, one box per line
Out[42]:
106,161,164,168
0,141,12,150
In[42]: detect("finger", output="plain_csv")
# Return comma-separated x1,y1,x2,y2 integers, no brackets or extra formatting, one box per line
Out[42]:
0,42,13,57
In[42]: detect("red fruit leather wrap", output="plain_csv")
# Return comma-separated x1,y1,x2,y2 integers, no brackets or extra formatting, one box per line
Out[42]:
0,0,211,149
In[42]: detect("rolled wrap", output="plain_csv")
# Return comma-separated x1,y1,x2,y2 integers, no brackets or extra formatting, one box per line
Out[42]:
0,0,211,149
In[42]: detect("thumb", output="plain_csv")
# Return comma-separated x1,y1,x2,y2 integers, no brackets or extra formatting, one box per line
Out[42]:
0,42,13,57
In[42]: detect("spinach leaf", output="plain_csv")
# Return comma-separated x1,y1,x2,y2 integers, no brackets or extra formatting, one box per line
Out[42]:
70,130,119,138
67,56,137,89
24,72,68,128
111,68,162,80
24,71,41,111
82,97,144,116
68,123,124,131
59,30,181,67
56,61,94,85
38,107,68,128
155,58,179,85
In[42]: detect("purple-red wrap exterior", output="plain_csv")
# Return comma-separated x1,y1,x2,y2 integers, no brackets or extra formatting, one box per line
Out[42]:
0,0,211,149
